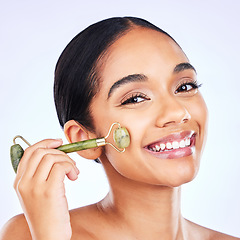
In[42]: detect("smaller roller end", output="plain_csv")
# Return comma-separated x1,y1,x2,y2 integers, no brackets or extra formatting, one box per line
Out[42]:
113,127,130,149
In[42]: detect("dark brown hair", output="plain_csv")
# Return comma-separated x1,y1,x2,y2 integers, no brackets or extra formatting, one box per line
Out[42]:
54,17,177,131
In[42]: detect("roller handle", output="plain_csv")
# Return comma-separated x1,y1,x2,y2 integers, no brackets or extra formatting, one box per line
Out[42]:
10,139,99,173
56,139,98,153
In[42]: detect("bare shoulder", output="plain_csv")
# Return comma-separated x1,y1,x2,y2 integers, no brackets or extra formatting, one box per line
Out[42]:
209,230,240,240
0,205,104,240
0,214,31,240
186,219,240,240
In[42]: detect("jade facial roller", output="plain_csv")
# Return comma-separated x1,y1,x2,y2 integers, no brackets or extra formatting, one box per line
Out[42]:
10,122,130,173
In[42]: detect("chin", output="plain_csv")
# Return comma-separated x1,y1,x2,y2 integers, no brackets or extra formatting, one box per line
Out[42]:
143,157,200,188
127,165,199,188
162,164,199,188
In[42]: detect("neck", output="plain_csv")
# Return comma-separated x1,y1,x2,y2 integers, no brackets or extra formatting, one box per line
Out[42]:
99,159,188,240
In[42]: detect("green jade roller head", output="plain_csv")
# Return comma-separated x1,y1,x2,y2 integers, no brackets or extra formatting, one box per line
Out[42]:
10,122,130,173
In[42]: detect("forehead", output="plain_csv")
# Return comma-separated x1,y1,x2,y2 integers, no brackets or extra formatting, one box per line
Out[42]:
98,27,188,91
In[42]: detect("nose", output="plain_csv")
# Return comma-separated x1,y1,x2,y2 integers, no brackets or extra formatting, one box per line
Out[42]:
155,96,191,128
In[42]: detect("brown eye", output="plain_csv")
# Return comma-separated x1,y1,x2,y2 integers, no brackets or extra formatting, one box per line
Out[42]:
121,93,150,105
175,82,202,94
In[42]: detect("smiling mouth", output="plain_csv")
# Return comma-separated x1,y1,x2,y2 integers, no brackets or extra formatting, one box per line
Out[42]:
144,131,196,159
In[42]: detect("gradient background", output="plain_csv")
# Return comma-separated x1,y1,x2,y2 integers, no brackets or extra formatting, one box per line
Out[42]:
0,0,240,236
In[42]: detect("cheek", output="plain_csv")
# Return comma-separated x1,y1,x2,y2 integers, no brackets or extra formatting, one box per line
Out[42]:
188,94,208,149
191,95,208,131
103,145,144,181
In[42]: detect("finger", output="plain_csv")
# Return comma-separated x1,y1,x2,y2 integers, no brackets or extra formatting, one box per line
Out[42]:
24,148,77,178
47,162,79,187
33,154,79,182
17,139,63,176
14,139,63,188
18,149,66,182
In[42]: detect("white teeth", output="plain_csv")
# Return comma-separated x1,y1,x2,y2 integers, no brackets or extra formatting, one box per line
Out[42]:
166,142,172,149
179,139,186,148
149,136,192,152
155,145,160,151
160,143,165,150
172,141,180,149
185,138,190,146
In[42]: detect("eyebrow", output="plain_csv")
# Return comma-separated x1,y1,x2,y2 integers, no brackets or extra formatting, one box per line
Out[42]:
107,62,196,99
173,62,196,74
107,74,147,99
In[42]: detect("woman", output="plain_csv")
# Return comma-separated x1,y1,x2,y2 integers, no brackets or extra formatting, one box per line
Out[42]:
1,17,239,240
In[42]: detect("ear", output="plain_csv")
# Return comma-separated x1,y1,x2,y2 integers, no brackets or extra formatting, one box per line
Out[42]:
64,120,103,160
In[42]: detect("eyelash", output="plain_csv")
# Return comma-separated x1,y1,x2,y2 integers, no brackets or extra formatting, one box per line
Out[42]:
174,80,202,94
120,80,202,106
121,93,150,105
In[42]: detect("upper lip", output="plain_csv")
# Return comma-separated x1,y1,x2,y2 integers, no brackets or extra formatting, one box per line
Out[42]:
144,130,195,148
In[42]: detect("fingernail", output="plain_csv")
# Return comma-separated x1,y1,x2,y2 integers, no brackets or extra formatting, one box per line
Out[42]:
75,166,80,175
48,139,63,148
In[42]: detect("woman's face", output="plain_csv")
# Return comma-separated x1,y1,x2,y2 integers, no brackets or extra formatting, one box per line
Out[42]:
90,27,208,187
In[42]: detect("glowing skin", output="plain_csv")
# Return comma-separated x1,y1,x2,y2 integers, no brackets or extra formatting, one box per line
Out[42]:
70,28,212,239
91,27,208,188
5,27,238,240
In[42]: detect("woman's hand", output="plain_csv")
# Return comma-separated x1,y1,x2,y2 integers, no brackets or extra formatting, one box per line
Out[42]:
13,139,80,240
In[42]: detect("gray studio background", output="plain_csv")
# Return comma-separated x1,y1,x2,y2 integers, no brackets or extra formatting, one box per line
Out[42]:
0,0,239,237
